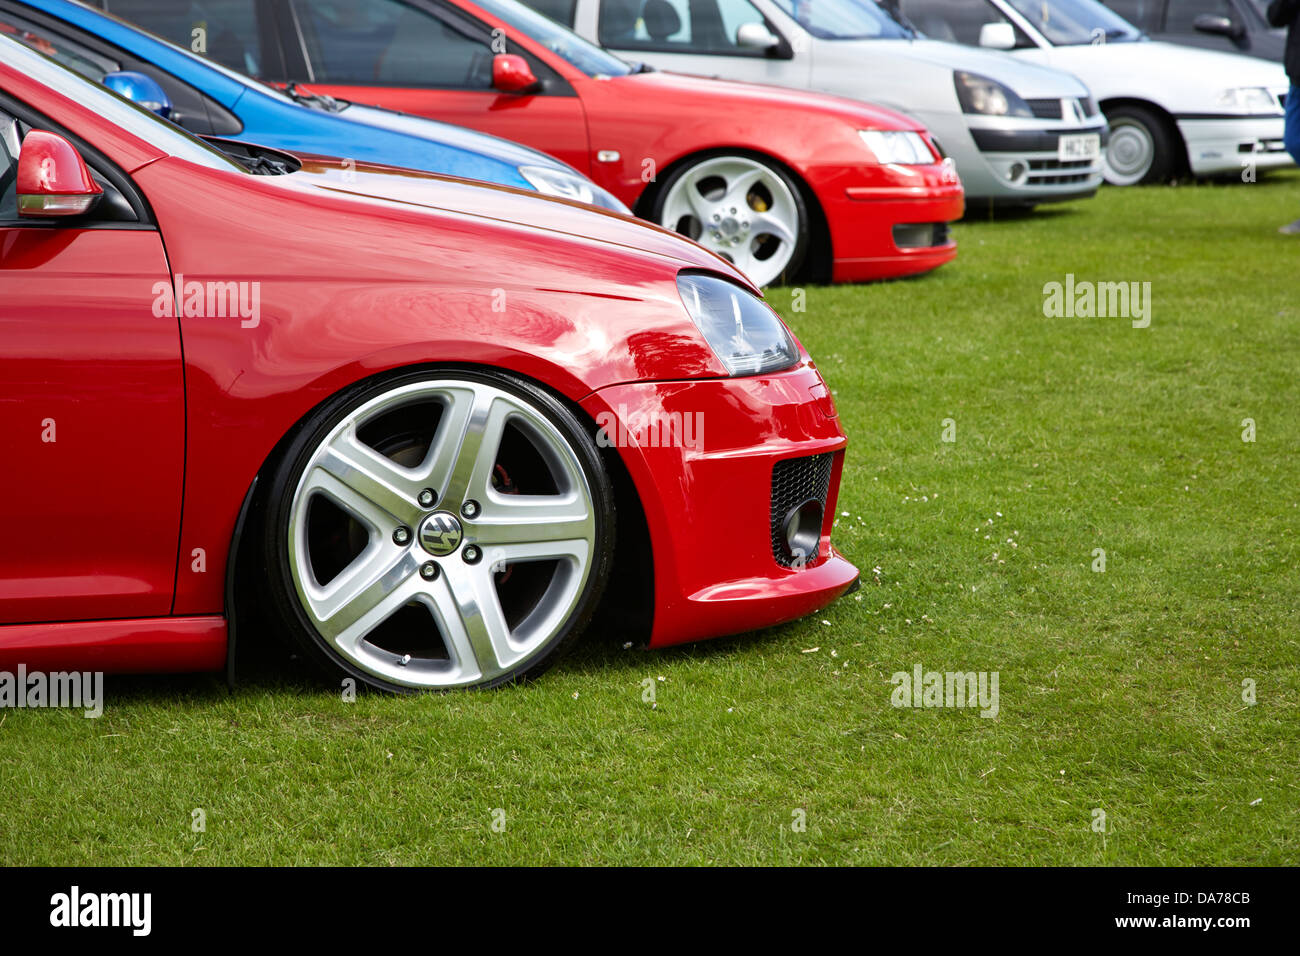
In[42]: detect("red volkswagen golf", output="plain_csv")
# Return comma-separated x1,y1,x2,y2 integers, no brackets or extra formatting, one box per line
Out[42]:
94,0,964,287
0,35,858,692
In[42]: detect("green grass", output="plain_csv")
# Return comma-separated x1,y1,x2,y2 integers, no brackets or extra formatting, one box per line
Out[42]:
3,175,1299,866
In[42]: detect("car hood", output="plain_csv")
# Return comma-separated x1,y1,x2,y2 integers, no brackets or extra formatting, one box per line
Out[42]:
603,69,923,131
280,153,757,286
1013,40,1289,103
824,37,1091,98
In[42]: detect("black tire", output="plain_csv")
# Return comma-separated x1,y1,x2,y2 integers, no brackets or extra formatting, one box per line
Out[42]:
1101,105,1179,186
257,366,616,693
650,152,810,286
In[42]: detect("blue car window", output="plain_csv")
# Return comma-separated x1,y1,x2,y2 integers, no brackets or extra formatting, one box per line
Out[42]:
290,0,494,87
103,0,266,77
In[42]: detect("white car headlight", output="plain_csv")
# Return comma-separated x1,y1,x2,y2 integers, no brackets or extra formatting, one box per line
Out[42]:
518,164,630,213
1216,87,1281,114
677,272,798,376
859,129,935,165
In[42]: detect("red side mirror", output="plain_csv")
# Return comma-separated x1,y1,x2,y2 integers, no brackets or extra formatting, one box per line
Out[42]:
16,130,102,218
492,54,540,94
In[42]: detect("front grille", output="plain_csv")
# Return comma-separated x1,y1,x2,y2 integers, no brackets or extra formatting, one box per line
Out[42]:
1027,97,1063,119
1026,158,1095,185
892,221,952,249
770,453,833,568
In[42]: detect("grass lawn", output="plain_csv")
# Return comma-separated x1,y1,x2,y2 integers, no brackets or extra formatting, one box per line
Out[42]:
3,174,1298,866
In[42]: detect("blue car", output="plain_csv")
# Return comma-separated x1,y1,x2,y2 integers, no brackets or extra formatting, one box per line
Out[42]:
0,0,627,210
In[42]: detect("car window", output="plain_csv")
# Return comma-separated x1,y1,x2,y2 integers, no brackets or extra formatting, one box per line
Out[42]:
289,0,493,87
475,0,633,75
1163,0,1236,32
0,110,19,220
523,0,578,25
102,0,268,77
0,9,120,79
1001,0,1143,44
768,0,912,40
1097,0,1162,32
597,0,775,52
900,0,1025,45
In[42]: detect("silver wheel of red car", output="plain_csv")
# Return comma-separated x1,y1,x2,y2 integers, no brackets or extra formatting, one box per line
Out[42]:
654,154,808,287
263,369,615,692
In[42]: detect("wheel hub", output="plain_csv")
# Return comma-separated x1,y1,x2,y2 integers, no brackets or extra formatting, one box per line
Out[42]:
418,511,463,556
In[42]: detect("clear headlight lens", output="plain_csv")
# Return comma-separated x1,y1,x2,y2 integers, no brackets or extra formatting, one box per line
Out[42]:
677,272,798,377
953,71,1033,118
519,164,630,213
859,129,935,164
1216,87,1280,114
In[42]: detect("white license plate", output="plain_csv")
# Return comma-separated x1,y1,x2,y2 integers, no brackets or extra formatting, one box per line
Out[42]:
1058,133,1100,163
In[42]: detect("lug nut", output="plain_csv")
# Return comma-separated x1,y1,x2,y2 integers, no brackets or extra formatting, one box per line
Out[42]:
461,500,480,519
463,545,481,564
712,213,720,221
418,488,436,507
392,526,411,545
420,561,439,581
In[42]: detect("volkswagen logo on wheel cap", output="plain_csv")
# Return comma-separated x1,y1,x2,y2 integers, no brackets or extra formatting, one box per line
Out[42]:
419,512,463,556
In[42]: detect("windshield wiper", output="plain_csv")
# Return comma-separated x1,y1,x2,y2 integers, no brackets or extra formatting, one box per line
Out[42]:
283,81,346,112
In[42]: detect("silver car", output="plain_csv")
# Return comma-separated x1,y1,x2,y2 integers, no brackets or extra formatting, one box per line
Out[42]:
526,0,1107,204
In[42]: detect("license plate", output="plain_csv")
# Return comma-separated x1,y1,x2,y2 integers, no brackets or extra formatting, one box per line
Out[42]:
1058,133,1100,162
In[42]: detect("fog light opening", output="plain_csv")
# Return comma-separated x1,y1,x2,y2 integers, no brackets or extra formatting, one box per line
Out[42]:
1006,162,1027,183
782,498,824,567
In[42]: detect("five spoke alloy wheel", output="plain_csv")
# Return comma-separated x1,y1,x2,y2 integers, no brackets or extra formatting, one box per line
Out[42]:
653,153,808,288
263,369,614,692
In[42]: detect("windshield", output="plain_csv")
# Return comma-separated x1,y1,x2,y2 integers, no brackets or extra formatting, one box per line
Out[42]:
771,0,913,39
472,0,634,75
1003,0,1141,45
0,33,243,172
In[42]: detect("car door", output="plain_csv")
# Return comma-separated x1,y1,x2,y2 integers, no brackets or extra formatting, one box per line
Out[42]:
0,103,185,624
589,0,806,85
277,0,591,170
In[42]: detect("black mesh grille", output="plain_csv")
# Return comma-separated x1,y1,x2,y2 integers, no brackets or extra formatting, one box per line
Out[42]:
770,453,833,567
892,221,952,250
1027,98,1063,119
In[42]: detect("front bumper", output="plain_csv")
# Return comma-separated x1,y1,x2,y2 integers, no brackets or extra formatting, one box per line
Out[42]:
580,361,859,648
932,112,1107,203
1177,116,1294,177
829,158,965,283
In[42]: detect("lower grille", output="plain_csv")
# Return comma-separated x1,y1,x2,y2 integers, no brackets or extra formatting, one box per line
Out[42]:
771,453,833,568
1026,158,1095,185
892,221,952,249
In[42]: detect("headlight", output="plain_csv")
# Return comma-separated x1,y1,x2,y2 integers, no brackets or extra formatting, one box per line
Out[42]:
1216,87,1280,114
953,71,1033,118
519,164,591,202
859,129,935,164
677,272,798,376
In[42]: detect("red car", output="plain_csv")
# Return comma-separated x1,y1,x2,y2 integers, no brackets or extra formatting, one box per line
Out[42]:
96,0,964,287
0,35,858,692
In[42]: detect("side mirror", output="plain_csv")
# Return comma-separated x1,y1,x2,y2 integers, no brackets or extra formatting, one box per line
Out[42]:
1192,14,1244,39
978,22,1016,50
103,70,173,118
736,22,780,50
16,130,102,218
492,54,540,94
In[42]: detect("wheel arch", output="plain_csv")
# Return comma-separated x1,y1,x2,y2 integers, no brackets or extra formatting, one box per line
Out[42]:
633,146,833,284
1099,97,1190,177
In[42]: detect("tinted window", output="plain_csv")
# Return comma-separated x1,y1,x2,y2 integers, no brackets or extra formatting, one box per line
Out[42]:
770,0,912,39
476,0,633,75
104,0,268,77
901,0,1020,45
0,111,18,220
1098,1,1162,32
289,0,494,86
1164,0,1236,31
525,0,578,25
598,0,772,52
